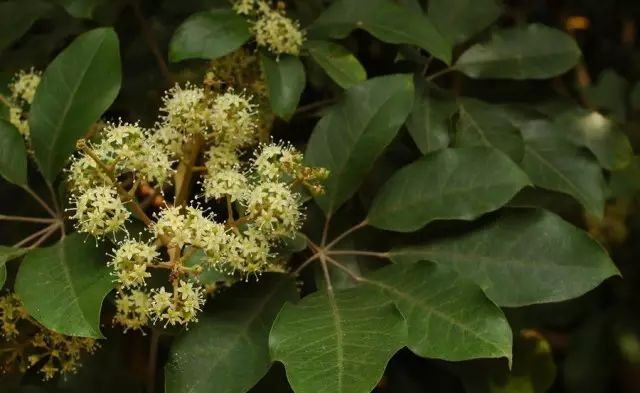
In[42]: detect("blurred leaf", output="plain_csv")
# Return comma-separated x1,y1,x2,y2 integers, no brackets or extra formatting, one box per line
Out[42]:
0,120,27,186
15,234,113,338
53,0,107,19
406,81,455,154
367,147,530,232
390,208,619,307
366,262,512,363
0,266,5,289
305,74,414,215
456,24,581,79
308,0,451,64
261,54,305,121
584,69,628,122
270,286,406,393
631,81,640,112
429,0,502,45
455,98,524,161
608,156,640,197
305,40,366,89
0,0,52,52
520,120,605,218
29,27,121,183
166,275,297,393
169,9,251,62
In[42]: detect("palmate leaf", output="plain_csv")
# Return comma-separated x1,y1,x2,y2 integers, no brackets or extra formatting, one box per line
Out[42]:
15,234,113,338
0,246,27,289
0,120,28,186
367,147,530,232
390,208,619,307
166,274,297,393
270,285,406,393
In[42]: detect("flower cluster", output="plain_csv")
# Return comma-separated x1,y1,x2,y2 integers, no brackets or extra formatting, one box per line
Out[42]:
0,294,98,380
4,69,41,139
233,0,305,56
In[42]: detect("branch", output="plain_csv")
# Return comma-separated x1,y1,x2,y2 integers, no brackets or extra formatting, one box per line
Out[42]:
324,219,368,250
22,186,57,218
327,250,389,259
0,215,57,224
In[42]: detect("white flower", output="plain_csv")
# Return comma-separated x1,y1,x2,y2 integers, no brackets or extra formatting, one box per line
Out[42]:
160,83,209,134
10,69,41,105
108,240,158,288
244,181,302,237
202,168,248,202
70,186,129,237
254,7,304,56
209,91,257,147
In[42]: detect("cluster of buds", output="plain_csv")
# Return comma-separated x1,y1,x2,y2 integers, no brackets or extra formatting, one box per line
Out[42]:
3,69,41,139
0,294,98,380
233,0,305,56
63,74,326,331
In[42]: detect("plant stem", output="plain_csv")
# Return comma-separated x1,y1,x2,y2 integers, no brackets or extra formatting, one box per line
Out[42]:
324,219,368,251
426,66,456,82
321,214,332,247
13,224,58,248
174,134,204,206
0,215,57,224
22,186,57,218
319,255,333,293
146,329,160,393
327,250,389,259
29,224,59,248
294,98,337,115
292,253,320,275
325,256,364,283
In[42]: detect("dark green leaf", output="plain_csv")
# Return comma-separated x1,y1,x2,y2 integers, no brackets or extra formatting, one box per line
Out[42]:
520,120,605,217
406,82,455,154
584,69,628,122
0,246,25,289
390,208,620,306
0,120,28,186
0,266,5,289
631,82,640,112
609,156,640,197
305,40,366,89
169,9,251,62
184,249,230,285
305,74,414,215
455,98,524,161
368,147,530,232
166,274,297,393
456,24,581,79
308,0,451,64
15,234,113,338
270,286,406,393
0,1,52,51
429,0,502,44
366,262,512,363
29,27,121,182
261,54,306,121
53,0,106,19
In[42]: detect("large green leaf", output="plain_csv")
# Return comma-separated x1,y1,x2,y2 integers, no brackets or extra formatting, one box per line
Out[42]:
553,109,632,170
261,54,306,121
15,234,113,338
368,147,530,232
270,286,406,393
305,74,414,215
165,274,297,393
0,120,28,186
520,120,605,217
169,9,251,62
456,24,581,79
0,246,27,289
29,27,121,183
406,81,455,154
390,208,620,307
455,99,524,161
366,262,512,363
54,0,106,19
0,0,52,51
305,40,366,89
429,0,502,45
308,0,451,64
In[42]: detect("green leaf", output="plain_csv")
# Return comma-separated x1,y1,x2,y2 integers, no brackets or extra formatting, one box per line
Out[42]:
609,156,640,198
456,24,581,79
0,120,28,186
455,99,524,161
520,120,605,217
270,286,406,393
406,82,455,154
368,147,530,232
166,274,297,393
390,208,620,307
0,246,26,289
429,0,502,45
305,40,366,89
308,0,451,64
0,0,52,51
583,69,628,122
304,74,414,215
261,54,306,121
553,108,632,170
169,9,251,63
366,262,512,363
15,234,113,338
53,0,106,19
29,27,121,183
184,249,230,285
0,266,5,289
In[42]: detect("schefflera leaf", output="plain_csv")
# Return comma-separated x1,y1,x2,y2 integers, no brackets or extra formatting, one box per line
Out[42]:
166,274,298,393
305,40,366,89
455,24,581,79
261,53,306,121
0,120,28,186
406,80,456,154
365,262,512,363
367,147,531,232
390,208,620,307
269,285,407,393
29,27,121,183
0,246,28,289
304,74,414,215
15,234,113,338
